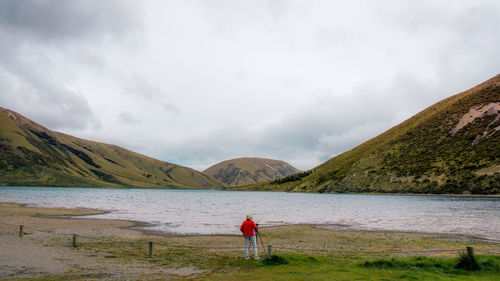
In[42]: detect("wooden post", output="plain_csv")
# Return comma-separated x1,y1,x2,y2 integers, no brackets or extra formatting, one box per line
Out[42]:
149,241,154,258
19,225,24,237
466,246,474,258
268,244,273,257
72,234,77,248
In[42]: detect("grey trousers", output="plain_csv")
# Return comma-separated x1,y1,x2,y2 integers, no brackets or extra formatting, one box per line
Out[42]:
244,235,258,258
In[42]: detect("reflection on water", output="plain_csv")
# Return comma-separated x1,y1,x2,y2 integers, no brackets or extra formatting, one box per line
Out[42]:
0,186,499,240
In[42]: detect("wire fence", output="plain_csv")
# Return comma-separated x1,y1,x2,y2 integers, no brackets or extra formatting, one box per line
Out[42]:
1,221,500,256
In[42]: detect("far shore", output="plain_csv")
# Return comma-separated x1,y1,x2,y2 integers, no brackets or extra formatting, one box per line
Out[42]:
1,184,500,197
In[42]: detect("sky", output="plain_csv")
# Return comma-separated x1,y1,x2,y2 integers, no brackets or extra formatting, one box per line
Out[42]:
0,0,499,171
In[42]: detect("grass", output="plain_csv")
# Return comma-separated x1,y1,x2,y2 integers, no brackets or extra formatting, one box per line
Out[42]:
68,239,500,281
203,254,500,281
14,255,500,281
63,225,499,280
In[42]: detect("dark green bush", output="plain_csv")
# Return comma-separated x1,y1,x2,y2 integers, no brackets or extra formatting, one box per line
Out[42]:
262,255,288,266
456,250,480,271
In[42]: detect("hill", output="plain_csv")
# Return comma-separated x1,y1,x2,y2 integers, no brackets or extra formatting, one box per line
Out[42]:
237,74,500,194
203,157,300,187
0,108,224,189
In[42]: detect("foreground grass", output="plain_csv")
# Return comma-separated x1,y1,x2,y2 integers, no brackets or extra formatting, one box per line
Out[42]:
201,254,500,281
14,251,500,281
69,229,500,281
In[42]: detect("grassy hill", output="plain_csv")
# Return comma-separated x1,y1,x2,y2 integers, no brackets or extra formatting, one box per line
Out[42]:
236,74,500,194
204,157,300,187
0,108,225,189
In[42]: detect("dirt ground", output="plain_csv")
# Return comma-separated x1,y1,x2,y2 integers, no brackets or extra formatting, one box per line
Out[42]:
0,203,203,280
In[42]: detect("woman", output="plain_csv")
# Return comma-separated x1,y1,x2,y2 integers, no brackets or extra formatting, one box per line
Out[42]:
240,214,260,259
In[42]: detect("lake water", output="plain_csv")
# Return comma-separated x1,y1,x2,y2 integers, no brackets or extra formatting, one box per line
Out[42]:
0,186,499,241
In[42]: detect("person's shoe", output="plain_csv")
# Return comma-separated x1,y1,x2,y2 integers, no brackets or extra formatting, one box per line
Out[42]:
245,257,250,260
254,256,260,259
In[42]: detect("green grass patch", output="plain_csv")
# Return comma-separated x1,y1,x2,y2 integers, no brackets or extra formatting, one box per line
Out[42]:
362,255,500,274
66,226,500,280
203,254,500,281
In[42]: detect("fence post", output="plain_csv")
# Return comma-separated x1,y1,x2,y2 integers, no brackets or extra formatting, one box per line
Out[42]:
149,241,154,258
268,244,273,257
72,234,77,248
466,246,474,258
19,225,24,237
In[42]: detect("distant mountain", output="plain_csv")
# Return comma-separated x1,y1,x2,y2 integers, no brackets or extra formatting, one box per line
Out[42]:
204,157,300,187
0,108,224,189
242,74,500,194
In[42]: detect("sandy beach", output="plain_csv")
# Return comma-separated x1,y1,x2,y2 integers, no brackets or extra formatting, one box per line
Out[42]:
1,203,499,280
0,203,203,280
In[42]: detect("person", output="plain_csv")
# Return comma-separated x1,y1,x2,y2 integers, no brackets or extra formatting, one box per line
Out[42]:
240,214,260,259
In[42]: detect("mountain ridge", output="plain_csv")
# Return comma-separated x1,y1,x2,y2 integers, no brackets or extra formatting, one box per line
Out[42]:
0,107,225,189
204,157,300,187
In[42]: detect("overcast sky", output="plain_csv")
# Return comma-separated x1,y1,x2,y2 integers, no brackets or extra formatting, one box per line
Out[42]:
1,0,499,171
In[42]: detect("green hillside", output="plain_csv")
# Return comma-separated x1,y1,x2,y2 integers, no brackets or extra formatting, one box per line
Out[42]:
236,74,500,194
204,157,300,187
0,108,225,189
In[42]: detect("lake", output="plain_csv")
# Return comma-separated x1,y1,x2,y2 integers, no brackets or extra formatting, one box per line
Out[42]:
0,186,499,241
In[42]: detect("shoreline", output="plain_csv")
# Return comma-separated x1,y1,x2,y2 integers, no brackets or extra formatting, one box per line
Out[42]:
2,202,500,280
1,202,498,244
1,185,499,197
135,222,500,244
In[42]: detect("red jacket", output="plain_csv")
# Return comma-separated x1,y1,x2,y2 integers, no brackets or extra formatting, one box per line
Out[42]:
240,219,258,236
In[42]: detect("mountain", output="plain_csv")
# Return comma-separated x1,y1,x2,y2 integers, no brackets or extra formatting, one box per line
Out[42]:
203,157,300,187
0,108,224,189
240,74,500,194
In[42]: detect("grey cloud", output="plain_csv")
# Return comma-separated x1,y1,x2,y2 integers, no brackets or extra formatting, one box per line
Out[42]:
161,102,180,113
315,28,353,49
0,25,100,131
0,0,143,41
125,76,180,113
154,72,452,170
2,1,498,172
119,112,141,125
196,0,310,37
0,64,100,130
126,76,161,100
436,5,500,84
373,1,500,88
0,1,145,131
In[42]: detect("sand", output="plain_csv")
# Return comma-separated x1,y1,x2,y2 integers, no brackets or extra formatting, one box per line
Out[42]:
0,203,201,280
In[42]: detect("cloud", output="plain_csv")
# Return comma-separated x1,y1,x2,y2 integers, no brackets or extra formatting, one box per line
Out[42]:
0,0,144,131
124,76,180,113
0,0,142,41
1,1,499,172
0,50,99,130
119,112,141,125
147,71,463,171
373,0,500,89
195,0,310,38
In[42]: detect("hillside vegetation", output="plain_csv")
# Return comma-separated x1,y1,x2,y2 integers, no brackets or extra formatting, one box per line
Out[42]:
204,157,299,187
0,108,224,189
238,74,500,194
